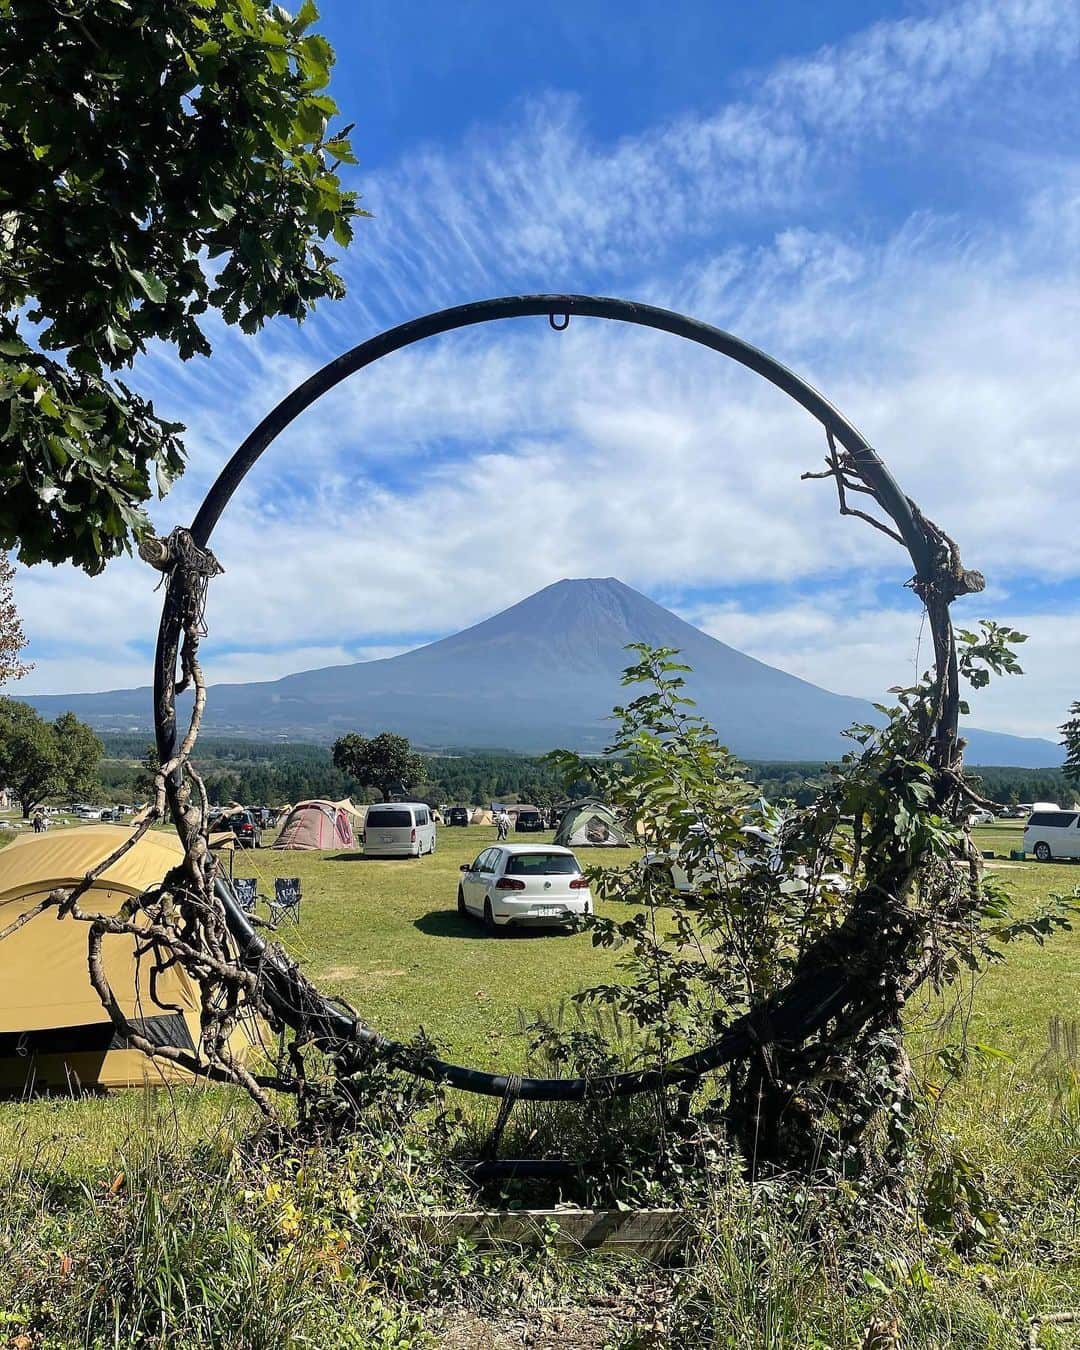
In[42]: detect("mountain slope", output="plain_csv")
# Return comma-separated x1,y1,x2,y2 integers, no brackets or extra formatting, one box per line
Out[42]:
22,578,1063,766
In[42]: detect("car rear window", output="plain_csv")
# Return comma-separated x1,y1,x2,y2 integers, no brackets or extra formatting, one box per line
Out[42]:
505,853,579,875
367,809,413,828
1028,811,1078,829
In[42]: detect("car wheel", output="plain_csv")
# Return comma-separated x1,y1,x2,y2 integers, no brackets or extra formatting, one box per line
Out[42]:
483,898,498,932
1033,842,1052,862
457,886,468,917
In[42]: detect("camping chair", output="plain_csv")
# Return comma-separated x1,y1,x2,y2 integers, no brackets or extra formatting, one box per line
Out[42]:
270,877,302,925
233,876,257,915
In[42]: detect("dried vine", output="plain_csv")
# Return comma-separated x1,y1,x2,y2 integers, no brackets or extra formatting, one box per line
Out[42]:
3,298,1056,1180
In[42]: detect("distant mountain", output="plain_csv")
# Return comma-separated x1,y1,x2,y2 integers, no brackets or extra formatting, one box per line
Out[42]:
22,578,1063,766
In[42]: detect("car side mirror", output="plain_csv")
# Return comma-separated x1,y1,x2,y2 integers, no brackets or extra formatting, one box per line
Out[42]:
459,863,470,872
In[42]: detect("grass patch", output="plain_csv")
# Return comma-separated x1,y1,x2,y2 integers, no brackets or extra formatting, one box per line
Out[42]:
1,819,1077,1344
229,824,637,1070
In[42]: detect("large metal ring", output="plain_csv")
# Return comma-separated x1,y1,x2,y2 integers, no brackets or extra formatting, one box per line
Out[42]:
154,294,934,1100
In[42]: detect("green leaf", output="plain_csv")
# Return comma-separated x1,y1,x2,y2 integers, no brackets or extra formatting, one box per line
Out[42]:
68,347,102,375
155,454,176,497
296,99,329,137
972,1042,1013,1062
325,137,357,165
0,339,28,356
295,0,319,30
130,269,168,304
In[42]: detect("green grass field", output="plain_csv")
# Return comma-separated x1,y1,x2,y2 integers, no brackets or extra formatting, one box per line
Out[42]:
231,824,636,1071
221,820,1080,1070
2,816,1076,1092
0,816,1077,1346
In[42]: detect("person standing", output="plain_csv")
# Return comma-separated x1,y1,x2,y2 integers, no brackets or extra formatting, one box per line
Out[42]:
495,808,510,842
32,810,45,834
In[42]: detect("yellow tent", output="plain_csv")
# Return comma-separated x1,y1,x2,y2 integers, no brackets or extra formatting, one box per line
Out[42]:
0,826,259,1095
471,808,494,826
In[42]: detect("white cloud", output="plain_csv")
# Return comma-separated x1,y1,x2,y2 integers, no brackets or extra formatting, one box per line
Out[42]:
11,0,1080,745
690,594,1077,741
344,0,1079,319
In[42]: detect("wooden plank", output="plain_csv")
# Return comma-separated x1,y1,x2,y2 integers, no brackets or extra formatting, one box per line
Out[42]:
410,1208,689,1259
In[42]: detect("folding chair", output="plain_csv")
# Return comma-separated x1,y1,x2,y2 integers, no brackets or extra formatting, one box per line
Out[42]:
233,876,258,915
271,877,302,925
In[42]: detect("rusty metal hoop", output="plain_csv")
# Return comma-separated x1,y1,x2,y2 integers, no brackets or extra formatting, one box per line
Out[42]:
154,294,937,1100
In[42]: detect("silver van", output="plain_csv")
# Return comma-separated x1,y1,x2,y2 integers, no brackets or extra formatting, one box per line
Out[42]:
1024,808,1080,862
364,802,437,858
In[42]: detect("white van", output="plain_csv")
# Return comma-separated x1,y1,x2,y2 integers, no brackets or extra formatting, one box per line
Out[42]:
363,802,436,858
1024,808,1080,862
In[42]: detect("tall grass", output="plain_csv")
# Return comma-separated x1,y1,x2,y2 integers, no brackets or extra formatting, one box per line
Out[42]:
0,1053,1077,1347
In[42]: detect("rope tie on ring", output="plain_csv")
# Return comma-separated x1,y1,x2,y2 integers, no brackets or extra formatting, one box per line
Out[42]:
482,1073,522,1159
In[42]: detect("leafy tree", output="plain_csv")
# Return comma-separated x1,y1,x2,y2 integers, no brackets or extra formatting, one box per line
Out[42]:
542,636,1075,1179
52,710,103,803
0,554,30,687
133,743,161,803
331,732,425,803
0,0,363,572
0,697,102,815
1061,702,1080,793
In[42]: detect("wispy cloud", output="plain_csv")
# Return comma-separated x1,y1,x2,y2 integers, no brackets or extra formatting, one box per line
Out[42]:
13,0,1080,743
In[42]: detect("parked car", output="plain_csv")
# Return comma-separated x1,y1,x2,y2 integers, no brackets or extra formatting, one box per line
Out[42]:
1023,808,1080,862
445,806,471,828
457,844,591,930
643,824,761,895
513,805,545,832
643,825,846,897
364,802,436,858
967,809,996,826
209,809,262,849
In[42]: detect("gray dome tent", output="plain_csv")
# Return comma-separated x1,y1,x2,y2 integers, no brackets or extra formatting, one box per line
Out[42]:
552,800,631,848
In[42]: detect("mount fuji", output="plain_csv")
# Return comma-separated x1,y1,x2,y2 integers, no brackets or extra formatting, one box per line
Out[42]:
21,578,1063,766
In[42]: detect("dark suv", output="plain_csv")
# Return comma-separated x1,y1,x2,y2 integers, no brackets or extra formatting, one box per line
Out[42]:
446,806,471,827
210,809,262,849
513,806,544,832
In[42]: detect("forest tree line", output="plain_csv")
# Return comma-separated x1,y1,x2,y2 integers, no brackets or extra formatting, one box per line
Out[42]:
93,736,1075,811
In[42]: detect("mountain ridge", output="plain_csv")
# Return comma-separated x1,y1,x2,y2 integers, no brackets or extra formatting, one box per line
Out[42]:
21,577,1063,767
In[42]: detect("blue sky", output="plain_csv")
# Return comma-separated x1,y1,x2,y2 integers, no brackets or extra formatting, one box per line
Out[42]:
16,0,1080,741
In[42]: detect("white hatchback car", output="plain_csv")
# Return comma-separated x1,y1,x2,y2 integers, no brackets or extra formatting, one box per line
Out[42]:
457,844,592,931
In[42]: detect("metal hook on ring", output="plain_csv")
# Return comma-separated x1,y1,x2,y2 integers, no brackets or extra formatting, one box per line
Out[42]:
548,311,570,331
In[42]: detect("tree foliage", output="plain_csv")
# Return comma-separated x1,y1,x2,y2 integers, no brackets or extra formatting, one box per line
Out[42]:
97,735,586,807
542,637,1075,1180
0,0,363,572
1061,701,1080,793
0,553,30,687
0,696,102,814
331,731,426,803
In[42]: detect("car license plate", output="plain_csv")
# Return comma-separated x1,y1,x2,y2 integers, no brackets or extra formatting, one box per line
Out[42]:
536,906,562,917
380,832,395,842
